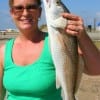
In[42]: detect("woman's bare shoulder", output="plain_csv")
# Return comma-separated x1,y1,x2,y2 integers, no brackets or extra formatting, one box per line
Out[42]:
0,44,5,55
0,44,5,67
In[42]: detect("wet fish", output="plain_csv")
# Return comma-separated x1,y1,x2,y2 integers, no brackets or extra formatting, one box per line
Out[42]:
43,0,78,100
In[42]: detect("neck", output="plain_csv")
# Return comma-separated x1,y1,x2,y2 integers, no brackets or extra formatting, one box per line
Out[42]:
18,28,44,42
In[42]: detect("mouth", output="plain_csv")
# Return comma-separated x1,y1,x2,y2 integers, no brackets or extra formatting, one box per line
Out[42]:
20,19,33,24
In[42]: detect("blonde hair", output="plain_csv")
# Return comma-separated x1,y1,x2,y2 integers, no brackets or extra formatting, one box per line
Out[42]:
9,0,41,8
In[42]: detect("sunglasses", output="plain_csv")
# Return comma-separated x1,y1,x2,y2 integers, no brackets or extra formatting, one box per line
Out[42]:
12,4,40,16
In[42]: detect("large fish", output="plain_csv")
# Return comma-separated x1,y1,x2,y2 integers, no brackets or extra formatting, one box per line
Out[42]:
43,0,79,100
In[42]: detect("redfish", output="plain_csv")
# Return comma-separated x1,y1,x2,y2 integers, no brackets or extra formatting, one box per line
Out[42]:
43,0,79,100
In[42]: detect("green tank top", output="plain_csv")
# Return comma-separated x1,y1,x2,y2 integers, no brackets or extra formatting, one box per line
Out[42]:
3,33,62,100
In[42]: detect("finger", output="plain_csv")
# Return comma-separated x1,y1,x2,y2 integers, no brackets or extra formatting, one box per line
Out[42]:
67,24,79,32
66,29,78,36
62,13,79,20
67,20,83,26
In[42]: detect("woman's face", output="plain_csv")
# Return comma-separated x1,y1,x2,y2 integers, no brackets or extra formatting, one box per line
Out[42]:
10,0,41,30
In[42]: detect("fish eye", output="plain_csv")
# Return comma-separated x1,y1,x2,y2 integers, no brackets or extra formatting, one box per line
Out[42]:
56,1,61,6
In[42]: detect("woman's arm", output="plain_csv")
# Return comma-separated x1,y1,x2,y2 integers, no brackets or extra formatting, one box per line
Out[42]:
78,32,100,75
0,69,6,100
63,13,100,75
0,45,6,100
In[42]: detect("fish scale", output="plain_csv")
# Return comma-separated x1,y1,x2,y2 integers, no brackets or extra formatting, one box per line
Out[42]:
43,0,79,100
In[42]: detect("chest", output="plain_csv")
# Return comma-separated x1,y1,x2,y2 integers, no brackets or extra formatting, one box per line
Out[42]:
3,63,56,97
3,37,58,97
12,41,44,66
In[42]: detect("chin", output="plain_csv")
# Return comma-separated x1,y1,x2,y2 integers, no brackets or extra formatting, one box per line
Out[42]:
19,24,34,30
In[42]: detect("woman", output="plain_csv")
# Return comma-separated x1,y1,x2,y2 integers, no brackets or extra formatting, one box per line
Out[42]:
0,0,62,100
0,0,100,100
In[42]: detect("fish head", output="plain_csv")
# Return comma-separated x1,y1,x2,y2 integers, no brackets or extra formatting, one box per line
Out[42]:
43,0,65,19
43,0,69,30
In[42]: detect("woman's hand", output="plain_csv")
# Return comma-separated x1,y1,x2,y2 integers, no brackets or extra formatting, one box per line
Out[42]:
62,13,86,39
62,13,85,55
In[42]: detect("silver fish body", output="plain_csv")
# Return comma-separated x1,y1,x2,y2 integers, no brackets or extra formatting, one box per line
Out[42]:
43,0,78,100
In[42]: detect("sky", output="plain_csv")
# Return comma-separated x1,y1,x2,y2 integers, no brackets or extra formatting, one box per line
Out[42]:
0,0,100,30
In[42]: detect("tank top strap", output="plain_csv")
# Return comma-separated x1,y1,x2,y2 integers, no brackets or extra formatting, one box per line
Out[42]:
44,33,49,51
4,39,14,68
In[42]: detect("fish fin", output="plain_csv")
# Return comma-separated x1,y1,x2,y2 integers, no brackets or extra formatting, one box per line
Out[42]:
56,75,61,89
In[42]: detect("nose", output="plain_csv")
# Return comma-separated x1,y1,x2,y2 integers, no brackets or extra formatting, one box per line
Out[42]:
22,9,29,16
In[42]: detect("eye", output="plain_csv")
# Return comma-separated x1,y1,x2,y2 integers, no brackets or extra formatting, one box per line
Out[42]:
26,4,39,10
13,6,23,11
56,1,61,6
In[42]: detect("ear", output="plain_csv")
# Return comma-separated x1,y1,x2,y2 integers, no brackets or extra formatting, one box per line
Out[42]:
10,8,14,17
